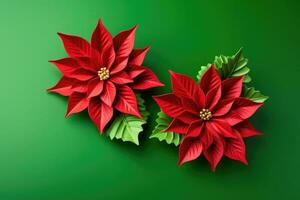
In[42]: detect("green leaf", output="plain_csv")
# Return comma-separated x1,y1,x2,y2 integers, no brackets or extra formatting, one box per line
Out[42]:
242,85,269,103
196,48,251,83
218,48,251,82
106,93,149,145
196,64,211,81
196,49,268,102
150,111,181,146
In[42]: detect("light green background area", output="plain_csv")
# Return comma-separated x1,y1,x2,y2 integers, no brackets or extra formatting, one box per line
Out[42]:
0,0,299,199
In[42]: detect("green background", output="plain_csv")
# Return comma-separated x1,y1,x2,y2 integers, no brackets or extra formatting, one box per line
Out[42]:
0,0,299,199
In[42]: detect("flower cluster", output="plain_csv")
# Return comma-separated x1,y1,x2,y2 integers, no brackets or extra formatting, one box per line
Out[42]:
48,20,163,133
153,65,263,171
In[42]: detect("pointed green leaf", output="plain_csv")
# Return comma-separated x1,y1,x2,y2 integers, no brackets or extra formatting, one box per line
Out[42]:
242,85,269,103
196,64,210,81
232,66,250,76
243,74,252,83
150,111,182,146
106,93,149,145
196,48,268,103
196,48,251,83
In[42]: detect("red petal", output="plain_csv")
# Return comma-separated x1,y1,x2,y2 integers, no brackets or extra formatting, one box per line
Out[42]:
47,76,74,96
49,58,80,77
100,81,116,106
126,65,146,79
113,25,137,58
200,127,213,150
170,70,204,108
180,97,199,115
102,46,115,69
65,92,89,117
221,111,244,126
75,57,98,72
114,85,141,117
91,20,115,68
221,76,243,100
165,119,190,134
71,80,88,93
130,67,164,90
177,112,200,124
90,48,103,68
69,68,95,81
153,94,184,118
91,19,113,53
234,120,262,138
203,134,224,171
200,64,221,93
206,85,221,110
110,71,133,85
224,134,248,165
87,78,104,98
186,120,204,137
178,137,203,165
50,57,96,81
58,32,91,57
128,47,150,66
231,97,263,120
88,98,113,133
110,56,128,74
213,98,234,116
207,119,237,138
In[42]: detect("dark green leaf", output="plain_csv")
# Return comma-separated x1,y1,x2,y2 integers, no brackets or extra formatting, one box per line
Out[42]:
196,48,251,83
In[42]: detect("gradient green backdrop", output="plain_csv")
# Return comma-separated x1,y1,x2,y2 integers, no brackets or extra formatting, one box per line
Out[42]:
0,0,299,199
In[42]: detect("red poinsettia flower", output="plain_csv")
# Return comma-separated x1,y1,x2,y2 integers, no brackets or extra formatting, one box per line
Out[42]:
48,20,163,133
153,65,263,171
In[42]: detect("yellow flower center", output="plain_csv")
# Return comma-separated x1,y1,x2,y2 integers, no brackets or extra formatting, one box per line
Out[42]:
98,67,110,80
199,108,212,121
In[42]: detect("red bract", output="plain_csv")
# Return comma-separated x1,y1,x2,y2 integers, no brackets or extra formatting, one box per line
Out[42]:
153,65,263,171
48,20,163,133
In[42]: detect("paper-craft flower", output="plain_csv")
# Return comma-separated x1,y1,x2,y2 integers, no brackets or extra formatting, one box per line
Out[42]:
48,20,163,133
153,65,263,171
